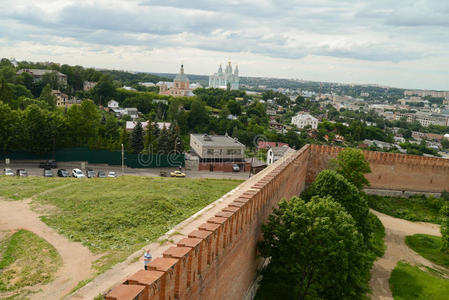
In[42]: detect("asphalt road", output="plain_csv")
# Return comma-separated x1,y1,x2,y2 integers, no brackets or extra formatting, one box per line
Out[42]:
1,161,250,180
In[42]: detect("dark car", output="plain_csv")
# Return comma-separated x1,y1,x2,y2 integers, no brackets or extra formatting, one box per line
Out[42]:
39,160,57,169
16,169,28,176
43,169,54,177
97,171,106,178
57,169,69,177
160,170,168,177
86,169,96,178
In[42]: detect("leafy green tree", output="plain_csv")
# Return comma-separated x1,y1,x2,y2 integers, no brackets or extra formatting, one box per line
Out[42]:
257,196,369,300
440,205,449,253
188,99,209,131
0,78,14,105
39,84,56,109
42,71,61,90
332,148,371,189
119,126,132,152
0,101,20,151
93,75,115,105
441,139,449,150
131,121,144,154
157,125,172,154
302,169,370,241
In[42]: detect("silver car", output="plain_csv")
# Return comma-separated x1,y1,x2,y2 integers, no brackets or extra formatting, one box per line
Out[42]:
4,168,14,176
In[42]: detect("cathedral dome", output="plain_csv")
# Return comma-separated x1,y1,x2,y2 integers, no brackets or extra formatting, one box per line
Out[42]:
174,64,189,82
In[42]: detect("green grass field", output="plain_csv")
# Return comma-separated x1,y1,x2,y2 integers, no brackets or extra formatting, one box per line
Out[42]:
390,261,449,300
0,176,242,272
0,230,62,299
367,194,444,224
406,234,449,268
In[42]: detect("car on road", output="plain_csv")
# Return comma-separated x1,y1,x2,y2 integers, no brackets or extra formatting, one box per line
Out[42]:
72,168,86,178
39,160,57,169
170,171,186,177
232,164,240,172
160,170,168,177
108,171,117,178
4,168,14,176
16,169,28,176
57,169,69,177
43,169,54,177
86,169,96,178
97,171,106,178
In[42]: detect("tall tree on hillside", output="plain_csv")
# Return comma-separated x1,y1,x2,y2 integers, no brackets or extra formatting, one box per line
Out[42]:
157,125,172,154
144,122,157,153
119,126,132,152
302,169,370,242
131,121,144,154
0,78,14,105
39,84,56,109
440,205,449,253
330,148,371,189
257,196,369,300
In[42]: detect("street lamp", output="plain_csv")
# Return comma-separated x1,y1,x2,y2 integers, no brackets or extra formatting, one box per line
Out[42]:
121,143,124,175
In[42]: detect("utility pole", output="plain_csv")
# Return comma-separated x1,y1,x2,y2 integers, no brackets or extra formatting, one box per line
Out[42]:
121,143,125,175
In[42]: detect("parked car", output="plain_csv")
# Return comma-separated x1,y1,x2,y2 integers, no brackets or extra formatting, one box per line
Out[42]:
39,160,57,169
170,171,186,177
232,164,241,172
43,169,54,177
97,171,106,178
86,169,96,178
160,170,168,177
57,169,69,177
16,169,28,176
108,171,117,178
72,168,86,178
4,168,14,176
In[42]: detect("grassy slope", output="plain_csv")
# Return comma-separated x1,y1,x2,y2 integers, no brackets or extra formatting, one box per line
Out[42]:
0,176,242,272
0,176,71,200
367,194,444,224
0,230,62,298
390,261,449,300
406,234,449,268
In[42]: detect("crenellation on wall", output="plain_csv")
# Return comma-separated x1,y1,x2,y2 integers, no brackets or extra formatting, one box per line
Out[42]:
108,143,449,300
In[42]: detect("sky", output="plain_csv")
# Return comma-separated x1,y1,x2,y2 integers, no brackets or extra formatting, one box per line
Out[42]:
0,0,448,90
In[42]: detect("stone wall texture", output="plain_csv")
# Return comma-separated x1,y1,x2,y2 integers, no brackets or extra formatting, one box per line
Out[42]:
105,144,449,300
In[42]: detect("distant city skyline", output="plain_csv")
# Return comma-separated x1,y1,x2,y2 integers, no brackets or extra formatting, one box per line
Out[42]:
1,0,448,90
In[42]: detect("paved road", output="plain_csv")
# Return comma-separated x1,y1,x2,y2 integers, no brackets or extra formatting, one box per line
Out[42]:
1,161,250,180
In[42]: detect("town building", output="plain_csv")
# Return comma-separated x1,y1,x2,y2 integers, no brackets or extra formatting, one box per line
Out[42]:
83,81,96,91
405,90,449,100
190,133,249,172
159,65,194,97
291,112,319,129
267,145,293,165
209,62,239,90
52,90,80,107
17,69,67,86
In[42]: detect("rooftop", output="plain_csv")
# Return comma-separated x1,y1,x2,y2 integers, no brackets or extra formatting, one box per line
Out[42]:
191,134,245,148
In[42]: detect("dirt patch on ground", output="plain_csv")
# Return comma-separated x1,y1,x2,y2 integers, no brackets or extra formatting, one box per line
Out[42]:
369,210,441,300
0,198,96,300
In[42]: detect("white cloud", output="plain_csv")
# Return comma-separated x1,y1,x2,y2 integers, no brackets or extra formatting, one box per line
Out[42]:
0,0,448,89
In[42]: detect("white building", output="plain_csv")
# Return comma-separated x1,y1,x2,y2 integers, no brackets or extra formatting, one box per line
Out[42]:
190,133,245,162
107,100,119,109
291,113,319,129
267,146,293,165
209,62,239,90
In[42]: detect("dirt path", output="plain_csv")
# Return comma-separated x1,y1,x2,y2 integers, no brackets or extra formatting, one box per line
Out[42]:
0,198,96,300
369,210,442,300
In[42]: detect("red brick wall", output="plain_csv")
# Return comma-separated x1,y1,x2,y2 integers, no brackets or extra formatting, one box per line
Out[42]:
307,144,449,192
106,144,449,300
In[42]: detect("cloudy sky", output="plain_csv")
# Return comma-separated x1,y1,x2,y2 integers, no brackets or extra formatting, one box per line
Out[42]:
1,0,448,90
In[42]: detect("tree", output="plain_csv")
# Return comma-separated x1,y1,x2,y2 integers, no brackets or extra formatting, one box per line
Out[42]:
257,196,369,300
442,139,449,150
39,84,56,109
157,125,171,154
0,78,14,105
131,121,144,154
332,148,371,189
441,205,449,253
119,126,132,152
302,169,370,242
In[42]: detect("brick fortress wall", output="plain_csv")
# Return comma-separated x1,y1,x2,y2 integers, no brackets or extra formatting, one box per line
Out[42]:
106,144,449,300
307,144,449,193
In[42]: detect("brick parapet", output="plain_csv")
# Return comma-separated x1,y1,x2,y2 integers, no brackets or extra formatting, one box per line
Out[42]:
108,143,449,299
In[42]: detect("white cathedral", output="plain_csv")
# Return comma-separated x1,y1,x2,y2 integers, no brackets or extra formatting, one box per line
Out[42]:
208,62,239,90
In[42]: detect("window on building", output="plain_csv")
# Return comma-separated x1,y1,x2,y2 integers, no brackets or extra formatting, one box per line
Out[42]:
227,149,241,155
207,149,214,155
